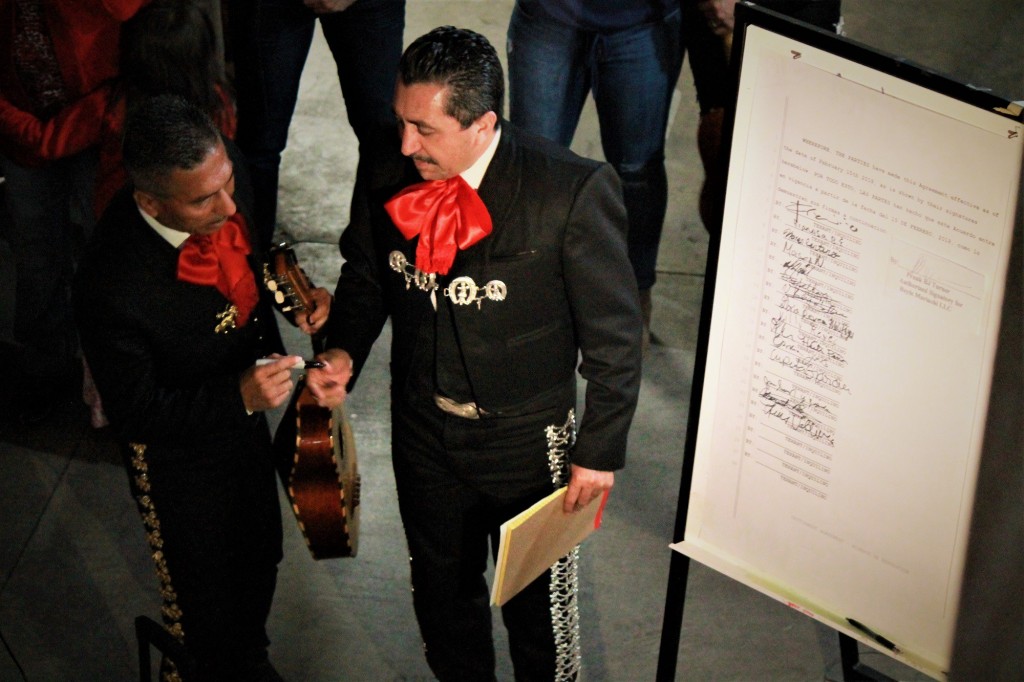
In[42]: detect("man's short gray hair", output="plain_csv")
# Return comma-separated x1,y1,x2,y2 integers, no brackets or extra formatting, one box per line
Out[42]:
122,94,221,195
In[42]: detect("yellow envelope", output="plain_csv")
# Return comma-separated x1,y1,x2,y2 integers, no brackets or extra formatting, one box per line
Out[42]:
490,486,608,606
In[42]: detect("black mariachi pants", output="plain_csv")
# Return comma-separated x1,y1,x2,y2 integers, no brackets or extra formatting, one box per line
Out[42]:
124,416,283,681
391,394,581,682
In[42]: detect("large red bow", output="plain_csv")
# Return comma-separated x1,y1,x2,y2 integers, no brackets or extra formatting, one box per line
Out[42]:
177,213,259,326
384,175,492,275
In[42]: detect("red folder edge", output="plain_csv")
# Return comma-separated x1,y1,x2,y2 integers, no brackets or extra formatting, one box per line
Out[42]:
594,489,610,529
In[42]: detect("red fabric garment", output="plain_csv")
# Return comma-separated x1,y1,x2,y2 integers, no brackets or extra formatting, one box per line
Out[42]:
384,175,493,275
0,83,111,161
0,0,147,114
12,0,71,117
0,84,237,217
176,213,259,327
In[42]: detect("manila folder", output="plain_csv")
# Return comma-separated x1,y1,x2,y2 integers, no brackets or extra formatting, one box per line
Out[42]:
490,486,608,607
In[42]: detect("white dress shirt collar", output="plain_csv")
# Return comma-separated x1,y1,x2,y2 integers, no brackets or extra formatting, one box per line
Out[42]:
459,126,502,190
137,203,190,249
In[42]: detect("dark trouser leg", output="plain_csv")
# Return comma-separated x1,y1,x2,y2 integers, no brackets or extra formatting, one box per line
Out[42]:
764,0,842,31
0,151,96,374
502,408,582,681
392,401,497,681
506,0,592,147
619,158,669,292
501,565,562,681
123,426,283,681
590,11,681,292
391,398,572,681
231,0,316,248
318,0,406,149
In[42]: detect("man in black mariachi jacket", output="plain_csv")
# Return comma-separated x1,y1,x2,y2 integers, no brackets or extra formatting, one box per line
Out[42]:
306,26,643,681
74,95,329,681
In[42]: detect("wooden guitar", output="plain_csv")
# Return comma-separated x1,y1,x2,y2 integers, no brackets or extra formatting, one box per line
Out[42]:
264,243,319,327
266,243,360,559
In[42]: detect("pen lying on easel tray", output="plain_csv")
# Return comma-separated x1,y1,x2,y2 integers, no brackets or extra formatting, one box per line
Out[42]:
847,618,901,654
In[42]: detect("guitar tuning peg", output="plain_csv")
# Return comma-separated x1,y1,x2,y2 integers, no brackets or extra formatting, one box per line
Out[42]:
265,279,278,292
274,291,285,304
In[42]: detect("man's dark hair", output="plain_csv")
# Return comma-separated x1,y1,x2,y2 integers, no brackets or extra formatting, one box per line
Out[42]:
398,26,504,128
122,94,221,195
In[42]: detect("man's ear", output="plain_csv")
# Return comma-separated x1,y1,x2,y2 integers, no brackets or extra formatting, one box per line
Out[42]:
474,110,498,136
134,189,161,219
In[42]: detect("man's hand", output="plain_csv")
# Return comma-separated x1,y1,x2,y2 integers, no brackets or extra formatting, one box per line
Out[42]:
297,287,332,336
303,0,356,14
240,354,301,412
305,348,353,408
563,464,614,514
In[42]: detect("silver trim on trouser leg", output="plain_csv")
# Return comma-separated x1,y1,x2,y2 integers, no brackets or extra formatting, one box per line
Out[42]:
545,408,581,681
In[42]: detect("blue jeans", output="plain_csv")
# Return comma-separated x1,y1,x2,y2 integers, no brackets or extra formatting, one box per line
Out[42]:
507,1,681,291
230,0,405,247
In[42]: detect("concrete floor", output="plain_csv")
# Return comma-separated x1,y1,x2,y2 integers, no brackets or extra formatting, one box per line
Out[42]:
1,1,1020,680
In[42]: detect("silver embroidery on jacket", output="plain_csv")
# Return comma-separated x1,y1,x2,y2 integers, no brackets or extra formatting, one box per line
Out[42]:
443,276,507,309
389,251,437,293
389,251,506,309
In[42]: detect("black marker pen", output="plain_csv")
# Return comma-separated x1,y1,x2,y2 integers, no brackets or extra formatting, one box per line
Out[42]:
847,618,900,654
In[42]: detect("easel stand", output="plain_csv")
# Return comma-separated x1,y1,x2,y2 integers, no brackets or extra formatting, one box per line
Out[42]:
838,633,896,682
654,541,691,681
654,4,1022,681
656,559,899,682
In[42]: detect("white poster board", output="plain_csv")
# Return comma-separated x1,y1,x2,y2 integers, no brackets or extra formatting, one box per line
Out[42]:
670,19,1023,681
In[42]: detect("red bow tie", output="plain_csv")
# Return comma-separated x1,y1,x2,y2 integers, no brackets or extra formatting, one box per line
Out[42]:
177,213,259,326
384,175,492,275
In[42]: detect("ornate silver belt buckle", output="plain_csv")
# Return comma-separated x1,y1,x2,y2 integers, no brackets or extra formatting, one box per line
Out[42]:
433,393,486,419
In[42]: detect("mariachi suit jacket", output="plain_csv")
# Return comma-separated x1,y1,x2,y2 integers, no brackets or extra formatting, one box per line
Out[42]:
327,122,643,472
73,149,284,466
72,141,285,668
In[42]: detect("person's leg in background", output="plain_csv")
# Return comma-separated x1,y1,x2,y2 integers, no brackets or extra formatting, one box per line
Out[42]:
590,9,682,352
766,0,841,32
0,149,97,424
509,3,682,353
230,0,317,248
506,0,593,148
318,0,406,151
